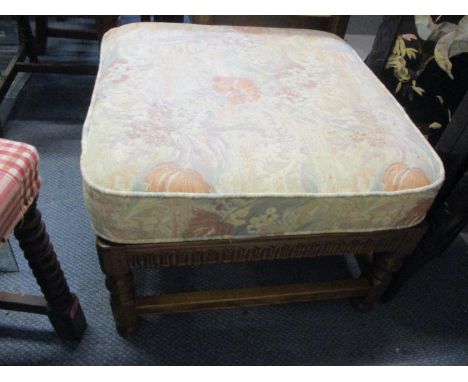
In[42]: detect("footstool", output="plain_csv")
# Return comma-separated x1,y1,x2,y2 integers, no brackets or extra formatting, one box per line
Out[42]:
0,138,86,339
81,23,444,336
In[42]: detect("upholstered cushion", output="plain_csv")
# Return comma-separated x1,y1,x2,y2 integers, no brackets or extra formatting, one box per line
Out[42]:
0,139,41,241
81,23,444,244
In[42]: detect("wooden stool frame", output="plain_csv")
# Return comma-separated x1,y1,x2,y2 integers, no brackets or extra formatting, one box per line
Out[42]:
97,222,426,336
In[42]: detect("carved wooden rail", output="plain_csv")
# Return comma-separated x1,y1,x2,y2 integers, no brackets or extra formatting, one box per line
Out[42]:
97,223,426,336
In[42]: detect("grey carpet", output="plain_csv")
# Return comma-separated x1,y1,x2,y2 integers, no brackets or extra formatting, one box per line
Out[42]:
0,17,467,365
0,241,17,272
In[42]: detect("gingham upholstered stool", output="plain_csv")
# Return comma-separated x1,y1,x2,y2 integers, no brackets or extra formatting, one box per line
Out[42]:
81,23,444,336
0,138,86,340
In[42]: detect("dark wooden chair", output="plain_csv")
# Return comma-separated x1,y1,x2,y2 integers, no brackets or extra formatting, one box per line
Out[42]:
34,16,119,55
0,16,99,117
140,16,184,23
365,16,468,300
190,15,349,38
383,90,468,300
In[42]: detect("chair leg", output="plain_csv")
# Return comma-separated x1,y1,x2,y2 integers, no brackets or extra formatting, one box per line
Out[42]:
104,272,139,337
17,16,39,62
351,252,402,311
14,200,86,340
34,16,48,55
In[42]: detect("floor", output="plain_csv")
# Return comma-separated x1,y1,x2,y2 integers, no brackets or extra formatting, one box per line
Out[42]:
0,16,467,365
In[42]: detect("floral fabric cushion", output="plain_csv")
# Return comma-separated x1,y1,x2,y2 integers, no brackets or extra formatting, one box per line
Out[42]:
81,23,444,244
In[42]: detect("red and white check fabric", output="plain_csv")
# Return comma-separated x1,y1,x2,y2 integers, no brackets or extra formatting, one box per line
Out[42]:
0,139,41,242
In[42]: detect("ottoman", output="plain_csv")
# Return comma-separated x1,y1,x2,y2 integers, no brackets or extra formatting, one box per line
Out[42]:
81,23,444,336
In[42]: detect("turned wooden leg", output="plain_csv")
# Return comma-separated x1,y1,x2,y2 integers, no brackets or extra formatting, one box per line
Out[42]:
14,200,86,340
97,239,139,336
104,272,139,336
351,252,402,312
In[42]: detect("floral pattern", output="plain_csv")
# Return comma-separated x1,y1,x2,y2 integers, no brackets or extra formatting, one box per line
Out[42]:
213,76,261,104
376,16,468,145
382,162,432,191
145,162,214,193
81,23,444,244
